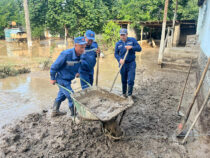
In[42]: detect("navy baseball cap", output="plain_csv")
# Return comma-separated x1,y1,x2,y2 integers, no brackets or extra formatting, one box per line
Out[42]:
85,30,95,40
74,37,87,45
120,28,127,35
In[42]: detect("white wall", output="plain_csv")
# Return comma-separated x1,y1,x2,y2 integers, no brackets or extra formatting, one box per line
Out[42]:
197,0,210,57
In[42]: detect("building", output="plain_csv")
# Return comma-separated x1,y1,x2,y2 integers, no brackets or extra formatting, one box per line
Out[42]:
196,0,210,105
114,20,196,46
4,28,26,42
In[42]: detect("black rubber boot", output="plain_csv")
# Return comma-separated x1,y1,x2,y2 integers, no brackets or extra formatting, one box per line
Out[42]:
122,84,127,98
51,100,67,117
69,106,76,116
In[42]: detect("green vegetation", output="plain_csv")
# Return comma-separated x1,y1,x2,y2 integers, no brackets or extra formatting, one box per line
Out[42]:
0,66,30,79
102,21,121,47
0,0,199,39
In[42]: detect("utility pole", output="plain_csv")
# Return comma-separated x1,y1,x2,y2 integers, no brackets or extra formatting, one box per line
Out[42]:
23,0,32,48
158,0,169,65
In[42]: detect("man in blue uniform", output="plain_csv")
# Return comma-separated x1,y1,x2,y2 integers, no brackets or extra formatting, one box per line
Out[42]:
114,29,141,99
50,37,87,117
79,30,100,89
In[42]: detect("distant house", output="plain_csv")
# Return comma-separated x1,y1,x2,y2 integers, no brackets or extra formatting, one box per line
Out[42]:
114,20,196,46
4,28,26,42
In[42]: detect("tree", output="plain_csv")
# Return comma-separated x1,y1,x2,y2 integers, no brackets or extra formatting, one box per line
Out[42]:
102,20,121,47
46,0,109,38
28,0,48,39
0,0,24,38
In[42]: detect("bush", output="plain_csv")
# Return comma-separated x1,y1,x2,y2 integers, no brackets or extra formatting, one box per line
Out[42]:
102,21,121,48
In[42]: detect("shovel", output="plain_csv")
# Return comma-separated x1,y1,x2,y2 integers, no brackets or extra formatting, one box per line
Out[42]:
177,59,193,116
110,50,129,92
182,89,210,144
176,58,210,137
95,51,100,86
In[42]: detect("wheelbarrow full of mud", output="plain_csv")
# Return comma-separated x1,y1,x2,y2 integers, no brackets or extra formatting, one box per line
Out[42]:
71,86,134,140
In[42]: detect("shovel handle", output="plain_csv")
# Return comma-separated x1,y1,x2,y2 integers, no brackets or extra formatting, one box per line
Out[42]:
182,89,210,144
96,52,100,86
110,50,129,92
177,59,193,113
184,58,210,123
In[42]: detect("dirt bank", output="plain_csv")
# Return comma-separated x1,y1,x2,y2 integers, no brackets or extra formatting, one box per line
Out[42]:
0,67,210,157
0,66,30,79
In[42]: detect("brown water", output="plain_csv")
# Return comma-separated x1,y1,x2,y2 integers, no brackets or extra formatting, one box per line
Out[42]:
0,40,159,128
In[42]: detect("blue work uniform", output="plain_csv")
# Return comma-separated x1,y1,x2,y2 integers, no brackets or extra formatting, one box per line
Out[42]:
79,42,98,89
115,37,141,95
50,48,80,108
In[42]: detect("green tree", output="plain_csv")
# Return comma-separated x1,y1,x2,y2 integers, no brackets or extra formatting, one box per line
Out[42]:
0,0,23,38
47,0,109,37
28,0,48,39
177,0,199,20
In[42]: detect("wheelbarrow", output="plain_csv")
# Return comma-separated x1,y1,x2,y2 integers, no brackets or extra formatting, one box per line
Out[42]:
57,83,134,140
71,86,134,140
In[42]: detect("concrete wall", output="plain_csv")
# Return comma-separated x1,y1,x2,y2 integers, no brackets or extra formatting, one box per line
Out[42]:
127,24,137,39
197,0,210,102
197,0,210,57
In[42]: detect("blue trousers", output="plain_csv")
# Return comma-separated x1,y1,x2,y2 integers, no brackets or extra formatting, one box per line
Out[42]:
80,72,93,89
120,61,136,87
55,80,74,108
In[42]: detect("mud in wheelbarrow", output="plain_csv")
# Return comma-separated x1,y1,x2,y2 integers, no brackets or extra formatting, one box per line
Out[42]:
71,86,134,139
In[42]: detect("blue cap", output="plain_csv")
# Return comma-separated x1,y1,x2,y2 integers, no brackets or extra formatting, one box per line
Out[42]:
85,30,95,40
120,28,127,35
74,37,87,45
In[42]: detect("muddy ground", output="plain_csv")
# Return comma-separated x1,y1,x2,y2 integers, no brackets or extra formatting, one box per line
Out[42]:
0,67,210,158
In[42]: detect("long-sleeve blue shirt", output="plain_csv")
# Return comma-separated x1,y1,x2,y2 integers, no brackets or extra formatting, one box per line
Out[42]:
115,37,141,63
79,42,98,74
50,48,80,82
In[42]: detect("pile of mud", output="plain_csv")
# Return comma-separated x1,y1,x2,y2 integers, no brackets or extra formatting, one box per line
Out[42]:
0,69,210,157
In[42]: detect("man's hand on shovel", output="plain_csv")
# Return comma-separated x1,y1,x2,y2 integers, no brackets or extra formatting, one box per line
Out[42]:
50,80,56,85
120,59,125,65
119,46,132,65
96,48,100,54
125,45,132,50
75,73,80,78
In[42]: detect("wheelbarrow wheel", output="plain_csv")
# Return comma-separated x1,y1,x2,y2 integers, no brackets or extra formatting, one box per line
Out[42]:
102,119,125,140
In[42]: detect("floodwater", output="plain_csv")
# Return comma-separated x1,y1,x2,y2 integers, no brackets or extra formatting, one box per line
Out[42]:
0,40,159,128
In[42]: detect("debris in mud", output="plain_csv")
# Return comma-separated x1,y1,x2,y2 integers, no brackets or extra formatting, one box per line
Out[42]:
0,66,30,79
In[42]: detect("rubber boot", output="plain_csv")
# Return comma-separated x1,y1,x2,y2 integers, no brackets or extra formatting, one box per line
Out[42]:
128,86,134,102
69,106,76,116
51,101,67,117
122,84,127,98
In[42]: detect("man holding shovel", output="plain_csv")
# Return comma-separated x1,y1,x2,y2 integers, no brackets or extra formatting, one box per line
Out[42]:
79,30,100,89
115,29,141,99
50,37,87,117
